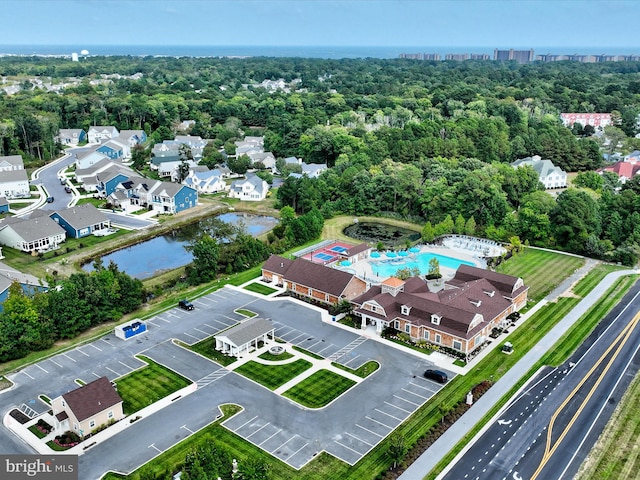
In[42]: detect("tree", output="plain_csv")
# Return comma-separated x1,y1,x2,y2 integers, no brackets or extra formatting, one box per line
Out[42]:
551,189,601,254
388,432,408,469
464,216,476,236
427,257,441,279
453,214,465,235
185,234,219,285
131,144,150,170
227,154,251,175
421,221,435,243
573,171,603,191
237,459,270,480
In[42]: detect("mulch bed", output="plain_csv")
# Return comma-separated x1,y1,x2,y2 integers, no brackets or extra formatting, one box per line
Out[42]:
9,409,31,424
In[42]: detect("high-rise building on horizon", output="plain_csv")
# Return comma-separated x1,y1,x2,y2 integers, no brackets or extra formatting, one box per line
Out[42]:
494,49,535,64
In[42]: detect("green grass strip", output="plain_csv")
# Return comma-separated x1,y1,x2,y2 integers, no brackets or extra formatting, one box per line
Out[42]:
235,359,312,390
185,338,238,366
331,360,379,378
243,282,278,295
292,345,324,360
116,356,191,415
284,370,356,408
258,351,294,361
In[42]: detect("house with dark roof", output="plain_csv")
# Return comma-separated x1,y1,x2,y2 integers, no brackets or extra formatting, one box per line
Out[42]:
351,265,528,358
0,216,66,252
51,376,124,438
50,203,111,238
215,317,275,358
262,255,367,305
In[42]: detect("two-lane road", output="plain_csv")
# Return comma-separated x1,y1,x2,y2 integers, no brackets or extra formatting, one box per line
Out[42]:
442,281,640,480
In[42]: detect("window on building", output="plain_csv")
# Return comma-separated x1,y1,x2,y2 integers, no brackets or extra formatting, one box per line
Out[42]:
108,411,113,419
394,320,400,330
405,324,411,333
435,334,442,344
89,420,95,429
423,331,430,340
453,340,462,350
431,314,441,325
401,305,410,315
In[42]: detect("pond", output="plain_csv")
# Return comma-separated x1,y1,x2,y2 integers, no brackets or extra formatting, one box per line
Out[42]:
343,221,421,247
83,213,278,279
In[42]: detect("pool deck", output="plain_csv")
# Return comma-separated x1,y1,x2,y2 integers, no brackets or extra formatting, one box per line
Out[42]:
340,244,483,284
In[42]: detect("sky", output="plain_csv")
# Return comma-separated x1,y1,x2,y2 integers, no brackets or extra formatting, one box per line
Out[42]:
0,0,638,49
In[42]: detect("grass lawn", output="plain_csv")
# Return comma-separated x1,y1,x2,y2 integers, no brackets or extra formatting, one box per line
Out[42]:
292,345,324,360
331,360,379,378
258,350,294,361
496,247,585,301
284,370,356,408
116,356,191,415
574,368,640,480
184,338,238,367
236,308,257,318
571,263,627,298
28,424,49,439
243,282,277,295
323,215,421,244
234,359,311,390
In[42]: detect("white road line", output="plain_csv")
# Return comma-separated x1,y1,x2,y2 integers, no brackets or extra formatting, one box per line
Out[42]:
289,333,307,343
307,341,322,350
194,328,210,336
119,361,133,370
247,422,270,439
100,339,113,346
106,367,120,376
63,353,77,363
50,359,63,368
385,400,412,413
35,364,48,373
182,332,200,340
157,317,171,323
202,323,218,331
272,435,296,453
375,408,403,422
92,372,101,378
345,431,373,446
88,344,102,352
22,371,34,379
233,415,259,432
259,428,283,446
148,444,162,453
410,381,434,391
76,349,90,357
401,388,428,400
365,415,394,429
355,423,383,438
335,439,364,455
343,355,361,366
181,425,194,434
287,442,309,460
316,344,334,355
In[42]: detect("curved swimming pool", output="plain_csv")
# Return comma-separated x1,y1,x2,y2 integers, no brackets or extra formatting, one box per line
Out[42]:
370,252,475,277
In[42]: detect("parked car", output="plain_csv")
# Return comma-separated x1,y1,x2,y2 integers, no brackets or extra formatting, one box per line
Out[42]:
424,369,448,383
64,186,72,193
46,196,54,203
60,178,67,185
178,300,195,311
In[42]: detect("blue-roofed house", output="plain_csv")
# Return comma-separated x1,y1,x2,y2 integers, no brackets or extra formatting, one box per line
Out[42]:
50,203,111,239
148,182,198,214
183,169,228,194
229,174,269,201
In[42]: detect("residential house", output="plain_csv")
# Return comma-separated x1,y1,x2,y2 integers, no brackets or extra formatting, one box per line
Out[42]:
351,265,528,358
301,163,327,178
75,149,109,170
0,197,8,214
0,154,25,172
96,138,127,160
56,129,86,146
511,155,567,189
75,159,134,192
118,129,147,146
50,204,111,238
51,376,124,438
0,260,47,309
229,174,269,201
0,169,30,198
597,160,640,183
560,113,612,129
96,168,132,198
0,216,66,252
183,169,228,194
214,317,275,358
262,255,367,305
108,176,154,213
156,159,198,181
87,126,119,143
248,151,276,170
148,182,198,214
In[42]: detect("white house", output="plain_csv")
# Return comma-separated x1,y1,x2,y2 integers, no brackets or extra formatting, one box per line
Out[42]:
0,170,30,198
75,149,109,170
0,155,24,172
229,174,269,201
511,155,567,189
87,126,119,143
0,216,66,252
183,169,228,194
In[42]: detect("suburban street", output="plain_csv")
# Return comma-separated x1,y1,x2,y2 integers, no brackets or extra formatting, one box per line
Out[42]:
440,280,640,480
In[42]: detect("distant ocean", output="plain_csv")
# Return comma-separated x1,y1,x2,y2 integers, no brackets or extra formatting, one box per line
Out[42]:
0,44,638,59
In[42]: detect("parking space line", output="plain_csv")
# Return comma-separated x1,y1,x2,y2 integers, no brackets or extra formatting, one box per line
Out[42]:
148,444,162,453
22,371,34,380
92,372,101,378
402,387,428,400
393,394,420,407
194,328,210,336
88,344,102,352
316,344,334,355
221,315,236,321
307,340,322,350
63,353,77,363
50,359,63,368
259,428,283,446
375,408,403,421
35,364,48,373
156,317,171,323
247,422,270,439
272,435,296,452
202,323,218,331
409,381,432,391
119,361,134,370
356,423,383,438
287,442,309,460
385,400,411,414
233,415,259,432
182,332,200,340
345,431,373,446
366,415,394,430
106,367,121,376
76,348,90,357
335,439,364,455
181,424,195,434
343,354,361,366
289,333,307,343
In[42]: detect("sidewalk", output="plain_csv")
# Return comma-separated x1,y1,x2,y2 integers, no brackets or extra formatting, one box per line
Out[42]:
398,267,637,480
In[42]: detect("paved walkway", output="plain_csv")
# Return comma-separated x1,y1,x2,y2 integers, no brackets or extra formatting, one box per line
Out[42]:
398,266,638,480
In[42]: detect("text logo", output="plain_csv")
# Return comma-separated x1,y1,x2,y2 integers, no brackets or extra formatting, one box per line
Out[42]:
1,455,77,479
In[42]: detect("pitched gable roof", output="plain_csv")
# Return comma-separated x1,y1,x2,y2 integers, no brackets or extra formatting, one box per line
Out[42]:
0,216,65,242
278,257,357,297
62,376,122,422
449,264,524,297
217,317,274,347
52,203,109,230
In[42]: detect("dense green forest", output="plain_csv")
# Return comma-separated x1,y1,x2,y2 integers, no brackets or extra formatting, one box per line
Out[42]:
2,56,640,263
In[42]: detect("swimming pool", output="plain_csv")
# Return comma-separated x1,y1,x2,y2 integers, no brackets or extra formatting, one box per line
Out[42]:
371,252,475,277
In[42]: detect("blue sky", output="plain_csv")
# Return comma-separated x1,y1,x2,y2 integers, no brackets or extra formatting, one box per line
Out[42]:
1,0,638,48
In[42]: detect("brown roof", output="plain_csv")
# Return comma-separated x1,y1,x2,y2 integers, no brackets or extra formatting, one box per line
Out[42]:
262,255,294,276
62,376,122,422
382,277,405,288
272,257,358,297
344,243,371,256
452,265,521,296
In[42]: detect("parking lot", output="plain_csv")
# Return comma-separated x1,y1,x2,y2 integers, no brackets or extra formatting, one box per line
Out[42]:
3,286,453,476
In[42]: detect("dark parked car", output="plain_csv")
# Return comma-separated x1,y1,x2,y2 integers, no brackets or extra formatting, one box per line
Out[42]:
64,186,72,193
424,369,448,383
46,196,54,203
178,300,194,311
